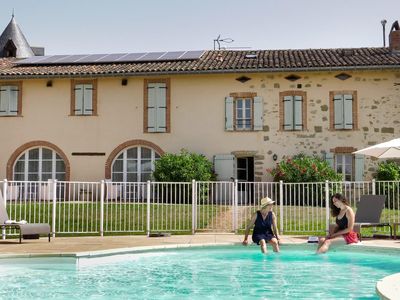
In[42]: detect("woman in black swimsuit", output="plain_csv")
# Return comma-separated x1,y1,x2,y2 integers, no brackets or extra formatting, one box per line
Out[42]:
242,197,280,253
317,193,358,254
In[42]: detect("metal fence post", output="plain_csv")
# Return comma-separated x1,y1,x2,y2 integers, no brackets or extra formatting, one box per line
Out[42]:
372,179,376,195
100,180,105,237
192,180,197,235
325,180,330,233
146,180,151,236
52,179,57,238
2,179,7,240
233,179,238,233
279,180,284,235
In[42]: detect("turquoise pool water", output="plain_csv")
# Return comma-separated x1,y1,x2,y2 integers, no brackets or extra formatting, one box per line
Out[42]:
0,245,399,299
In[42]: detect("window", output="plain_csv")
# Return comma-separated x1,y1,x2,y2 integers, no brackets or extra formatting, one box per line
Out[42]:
225,93,263,131
13,147,66,181
325,147,364,181
330,91,357,130
71,79,97,116
0,82,22,116
279,91,307,131
144,79,170,133
111,146,160,182
335,153,353,181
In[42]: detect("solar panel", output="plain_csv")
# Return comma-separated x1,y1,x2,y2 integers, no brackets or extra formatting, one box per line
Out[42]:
16,50,205,65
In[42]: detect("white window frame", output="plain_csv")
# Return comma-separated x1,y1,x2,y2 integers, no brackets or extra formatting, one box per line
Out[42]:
335,153,353,181
235,98,252,130
13,147,66,181
111,146,160,182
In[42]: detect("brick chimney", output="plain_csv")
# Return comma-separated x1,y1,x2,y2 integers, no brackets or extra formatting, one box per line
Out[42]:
389,20,400,51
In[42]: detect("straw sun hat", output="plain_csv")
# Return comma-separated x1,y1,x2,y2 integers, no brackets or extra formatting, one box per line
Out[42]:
260,197,275,209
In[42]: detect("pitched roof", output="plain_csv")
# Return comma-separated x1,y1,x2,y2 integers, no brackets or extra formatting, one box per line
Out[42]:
1,47,400,79
0,16,34,58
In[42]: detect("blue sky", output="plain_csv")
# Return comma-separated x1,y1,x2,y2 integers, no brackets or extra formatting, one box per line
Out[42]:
1,0,400,55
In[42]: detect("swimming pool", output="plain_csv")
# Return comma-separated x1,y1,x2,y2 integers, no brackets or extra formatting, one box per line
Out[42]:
0,245,399,299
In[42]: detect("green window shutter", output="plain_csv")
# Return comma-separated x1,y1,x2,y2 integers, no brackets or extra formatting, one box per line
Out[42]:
324,152,334,169
213,154,236,180
253,96,263,131
155,83,167,132
294,95,303,130
0,86,11,115
283,95,294,130
225,96,234,131
74,84,84,115
343,94,353,129
147,83,157,132
354,154,364,181
83,84,93,115
333,94,344,129
9,86,19,115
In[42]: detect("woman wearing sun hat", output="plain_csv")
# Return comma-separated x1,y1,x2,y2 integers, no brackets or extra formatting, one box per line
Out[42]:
242,197,280,253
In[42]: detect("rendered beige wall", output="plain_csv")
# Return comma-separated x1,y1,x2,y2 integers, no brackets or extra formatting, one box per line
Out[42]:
0,70,399,181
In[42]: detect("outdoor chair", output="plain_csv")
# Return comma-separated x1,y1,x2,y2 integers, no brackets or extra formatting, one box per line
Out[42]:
0,192,51,243
354,195,392,241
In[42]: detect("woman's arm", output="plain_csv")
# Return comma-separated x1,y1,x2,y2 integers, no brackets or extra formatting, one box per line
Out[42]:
243,213,257,245
272,212,280,240
330,208,355,238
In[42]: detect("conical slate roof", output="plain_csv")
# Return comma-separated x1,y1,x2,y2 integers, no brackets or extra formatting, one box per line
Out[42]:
0,16,34,58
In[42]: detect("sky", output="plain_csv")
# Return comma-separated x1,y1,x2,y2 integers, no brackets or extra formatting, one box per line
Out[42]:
1,0,400,55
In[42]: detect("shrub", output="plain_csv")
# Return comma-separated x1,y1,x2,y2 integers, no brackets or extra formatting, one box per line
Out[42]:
376,161,400,181
153,149,214,182
267,153,342,206
376,161,400,209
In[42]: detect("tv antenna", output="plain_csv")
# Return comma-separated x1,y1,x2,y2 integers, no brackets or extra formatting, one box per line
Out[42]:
213,35,234,50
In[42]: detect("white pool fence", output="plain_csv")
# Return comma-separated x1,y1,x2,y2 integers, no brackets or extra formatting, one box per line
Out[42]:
1,179,399,238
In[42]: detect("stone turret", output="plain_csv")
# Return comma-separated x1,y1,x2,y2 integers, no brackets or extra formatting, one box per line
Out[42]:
0,15,35,58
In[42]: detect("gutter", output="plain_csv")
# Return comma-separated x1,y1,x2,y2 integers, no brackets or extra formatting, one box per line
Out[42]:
0,65,399,80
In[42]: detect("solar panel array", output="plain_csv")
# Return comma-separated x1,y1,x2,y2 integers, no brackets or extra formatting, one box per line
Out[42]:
16,50,205,65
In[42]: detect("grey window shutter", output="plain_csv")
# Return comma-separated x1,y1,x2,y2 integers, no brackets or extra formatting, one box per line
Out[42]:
333,94,344,129
155,83,167,132
147,83,157,132
324,152,334,169
283,95,294,130
225,96,234,131
354,154,364,181
253,96,263,131
83,84,93,115
74,84,83,115
0,86,10,115
294,95,303,130
9,86,19,115
213,154,236,180
343,94,353,129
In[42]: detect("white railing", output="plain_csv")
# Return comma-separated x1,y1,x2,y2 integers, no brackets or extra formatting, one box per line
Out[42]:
1,179,399,238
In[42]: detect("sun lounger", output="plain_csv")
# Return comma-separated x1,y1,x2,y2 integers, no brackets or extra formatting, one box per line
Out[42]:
0,192,51,243
354,195,392,241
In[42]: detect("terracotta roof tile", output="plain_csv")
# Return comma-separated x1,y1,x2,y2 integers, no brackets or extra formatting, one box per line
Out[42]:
0,48,400,78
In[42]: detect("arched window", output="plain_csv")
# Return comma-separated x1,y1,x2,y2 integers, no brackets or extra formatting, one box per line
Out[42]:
111,146,160,182
13,147,66,181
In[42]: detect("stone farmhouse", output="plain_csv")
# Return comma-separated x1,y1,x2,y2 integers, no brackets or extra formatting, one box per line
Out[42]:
0,16,399,183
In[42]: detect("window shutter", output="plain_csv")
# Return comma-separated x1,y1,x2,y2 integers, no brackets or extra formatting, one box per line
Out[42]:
147,83,157,132
354,154,364,181
83,84,93,115
213,154,235,180
253,96,263,131
324,152,334,169
225,96,234,131
343,94,353,129
155,83,167,132
0,86,10,115
74,84,83,115
333,94,344,129
283,95,293,130
9,86,19,115
294,95,303,130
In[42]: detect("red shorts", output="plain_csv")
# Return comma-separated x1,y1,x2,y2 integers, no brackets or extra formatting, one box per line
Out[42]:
343,231,359,244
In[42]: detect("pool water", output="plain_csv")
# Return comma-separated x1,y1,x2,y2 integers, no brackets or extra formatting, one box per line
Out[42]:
0,245,399,299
